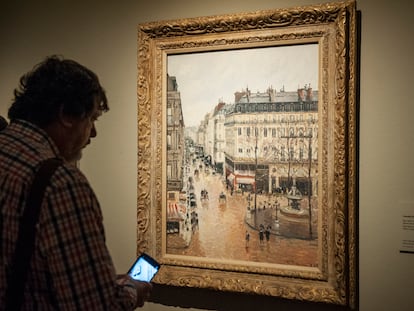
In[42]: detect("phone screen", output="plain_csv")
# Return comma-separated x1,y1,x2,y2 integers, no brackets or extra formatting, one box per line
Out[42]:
128,253,160,282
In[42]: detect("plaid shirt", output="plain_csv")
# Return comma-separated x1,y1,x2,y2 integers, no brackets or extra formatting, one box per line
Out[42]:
0,120,138,310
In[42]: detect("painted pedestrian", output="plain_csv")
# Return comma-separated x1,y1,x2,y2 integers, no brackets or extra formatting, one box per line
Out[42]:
245,231,250,248
265,226,271,242
259,228,264,244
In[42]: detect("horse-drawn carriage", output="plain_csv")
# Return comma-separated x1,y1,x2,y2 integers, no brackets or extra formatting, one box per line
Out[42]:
218,192,227,207
200,189,209,200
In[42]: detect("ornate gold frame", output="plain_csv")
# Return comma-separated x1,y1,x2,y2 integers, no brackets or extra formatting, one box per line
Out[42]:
137,0,357,308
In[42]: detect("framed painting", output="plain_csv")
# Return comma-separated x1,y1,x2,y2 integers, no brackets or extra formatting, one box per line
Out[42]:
137,0,358,308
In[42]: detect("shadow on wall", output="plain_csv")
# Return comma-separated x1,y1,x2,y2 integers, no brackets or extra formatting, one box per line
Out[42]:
150,284,353,311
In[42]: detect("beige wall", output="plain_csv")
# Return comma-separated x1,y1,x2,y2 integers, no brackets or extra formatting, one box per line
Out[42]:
1,0,413,310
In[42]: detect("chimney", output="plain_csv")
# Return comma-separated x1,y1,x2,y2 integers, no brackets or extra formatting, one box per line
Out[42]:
267,86,276,102
306,87,313,101
298,88,306,101
234,91,244,103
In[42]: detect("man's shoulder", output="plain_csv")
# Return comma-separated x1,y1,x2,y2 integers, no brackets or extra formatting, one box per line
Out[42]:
52,162,92,188
45,162,100,210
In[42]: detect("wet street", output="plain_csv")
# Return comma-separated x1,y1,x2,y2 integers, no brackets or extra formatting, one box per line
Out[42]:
167,166,318,267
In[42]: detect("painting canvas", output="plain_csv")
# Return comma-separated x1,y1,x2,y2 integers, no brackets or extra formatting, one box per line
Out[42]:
137,1,357,307
166,45,319,268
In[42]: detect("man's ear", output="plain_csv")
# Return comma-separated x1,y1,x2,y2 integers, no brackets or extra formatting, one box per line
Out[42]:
58,107,73,128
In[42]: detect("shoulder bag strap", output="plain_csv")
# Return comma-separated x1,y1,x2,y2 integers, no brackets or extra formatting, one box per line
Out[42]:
5,158,63,311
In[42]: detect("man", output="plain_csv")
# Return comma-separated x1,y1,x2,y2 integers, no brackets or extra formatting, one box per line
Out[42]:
0,56,152,309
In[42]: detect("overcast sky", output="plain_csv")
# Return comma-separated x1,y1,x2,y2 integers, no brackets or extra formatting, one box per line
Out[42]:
167,44,318,127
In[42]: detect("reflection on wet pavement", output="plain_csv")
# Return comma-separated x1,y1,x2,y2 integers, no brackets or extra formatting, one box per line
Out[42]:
167,168,318,267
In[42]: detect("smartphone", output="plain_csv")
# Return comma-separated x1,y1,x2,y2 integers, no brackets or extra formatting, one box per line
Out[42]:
127,253,160,282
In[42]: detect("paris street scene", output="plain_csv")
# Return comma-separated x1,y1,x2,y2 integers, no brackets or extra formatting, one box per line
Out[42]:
165,46,319,267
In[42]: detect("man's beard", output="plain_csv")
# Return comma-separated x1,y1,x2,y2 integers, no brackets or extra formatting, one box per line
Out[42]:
68,150,83,164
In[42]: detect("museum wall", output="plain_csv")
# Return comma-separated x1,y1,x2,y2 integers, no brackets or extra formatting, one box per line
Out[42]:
1,0,413,310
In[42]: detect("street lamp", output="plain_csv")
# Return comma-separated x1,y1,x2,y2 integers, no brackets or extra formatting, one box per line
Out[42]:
273,199,280,235
307,132,313,239
254,127,258,211
275,200,279,221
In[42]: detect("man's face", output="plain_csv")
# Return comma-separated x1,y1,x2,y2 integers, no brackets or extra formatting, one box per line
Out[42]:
65,101,101,163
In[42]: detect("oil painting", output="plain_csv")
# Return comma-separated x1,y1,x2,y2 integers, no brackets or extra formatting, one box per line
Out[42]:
166,45,319,268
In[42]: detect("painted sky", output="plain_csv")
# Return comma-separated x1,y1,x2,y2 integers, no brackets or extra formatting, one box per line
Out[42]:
167,44,318,127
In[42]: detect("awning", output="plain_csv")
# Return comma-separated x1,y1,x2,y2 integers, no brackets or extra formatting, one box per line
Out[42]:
236,177,255,184
167,203,183,221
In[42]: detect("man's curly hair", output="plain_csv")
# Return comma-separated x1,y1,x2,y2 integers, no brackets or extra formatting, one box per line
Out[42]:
8,55,109,126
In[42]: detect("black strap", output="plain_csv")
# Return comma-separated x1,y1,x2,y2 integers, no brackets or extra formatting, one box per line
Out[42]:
5,158,63,311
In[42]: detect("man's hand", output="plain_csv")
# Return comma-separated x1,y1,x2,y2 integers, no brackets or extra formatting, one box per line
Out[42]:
130,278,153,307
117,274,153,308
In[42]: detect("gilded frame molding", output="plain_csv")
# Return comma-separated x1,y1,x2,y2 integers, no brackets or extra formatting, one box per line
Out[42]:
137,1,357,307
